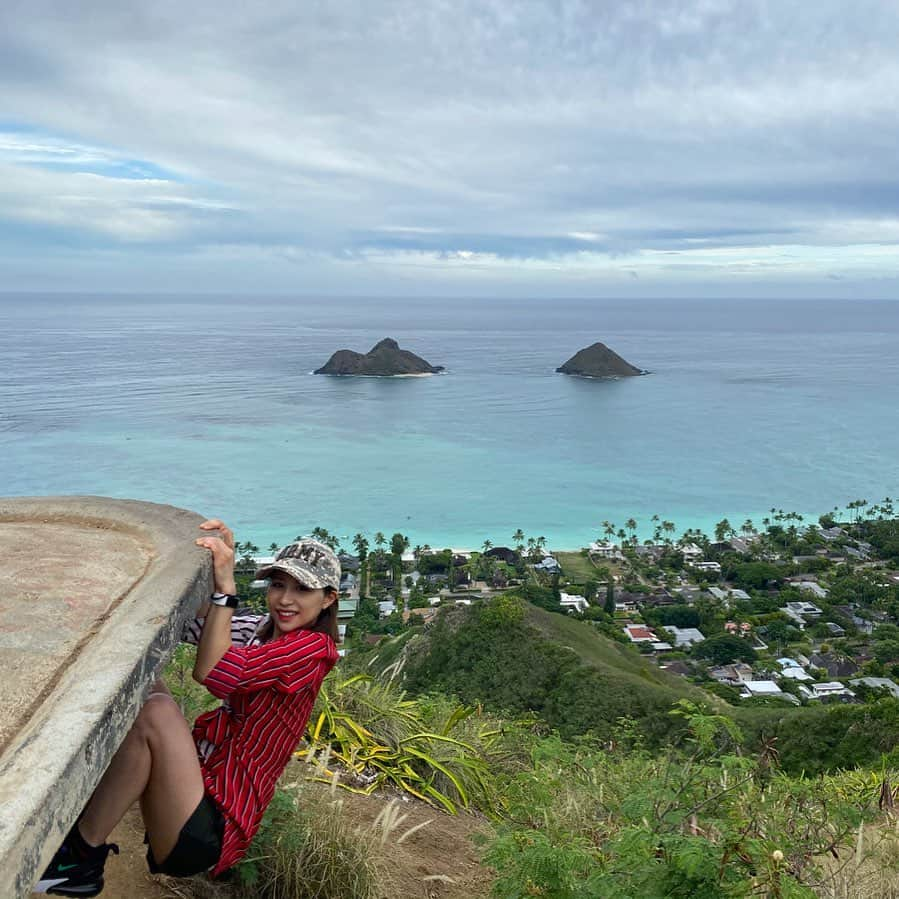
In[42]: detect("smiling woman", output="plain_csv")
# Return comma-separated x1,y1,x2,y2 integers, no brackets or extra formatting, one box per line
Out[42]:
34,520,341,896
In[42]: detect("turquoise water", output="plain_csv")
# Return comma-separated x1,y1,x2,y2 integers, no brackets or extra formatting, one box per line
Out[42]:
2,294,897,549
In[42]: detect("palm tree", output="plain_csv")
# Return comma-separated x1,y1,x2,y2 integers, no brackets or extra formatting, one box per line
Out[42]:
661,521,676,545
625,518,638,542
268,542,279,554
352,533,369,596
740,520,754,537
512,529,525,550
602,521,616,541
482,539,493,554
390,533,409,598
714,519,733,542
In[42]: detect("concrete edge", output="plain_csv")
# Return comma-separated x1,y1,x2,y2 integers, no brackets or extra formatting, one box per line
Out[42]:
0,497,213,899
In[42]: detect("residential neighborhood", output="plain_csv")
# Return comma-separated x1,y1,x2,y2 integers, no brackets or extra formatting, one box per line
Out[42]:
242,504,899,708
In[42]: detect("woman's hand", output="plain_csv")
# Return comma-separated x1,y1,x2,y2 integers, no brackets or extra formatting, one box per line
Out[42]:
196,519,237,595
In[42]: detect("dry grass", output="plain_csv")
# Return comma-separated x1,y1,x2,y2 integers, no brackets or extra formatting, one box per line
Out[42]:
163,778,447,899
817,820,899,899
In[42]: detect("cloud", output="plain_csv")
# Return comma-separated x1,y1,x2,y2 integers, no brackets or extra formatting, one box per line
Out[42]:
0,0,898,294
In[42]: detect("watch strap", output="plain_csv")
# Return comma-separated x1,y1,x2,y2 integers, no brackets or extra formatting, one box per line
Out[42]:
210,592,239,608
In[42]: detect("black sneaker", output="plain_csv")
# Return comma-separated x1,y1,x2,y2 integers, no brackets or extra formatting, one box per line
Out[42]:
32,839,119,897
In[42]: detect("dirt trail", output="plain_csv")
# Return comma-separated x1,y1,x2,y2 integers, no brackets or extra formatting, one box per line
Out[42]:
92,784,494,899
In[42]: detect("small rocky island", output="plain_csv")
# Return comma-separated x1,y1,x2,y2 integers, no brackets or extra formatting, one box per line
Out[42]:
556,342,647,378
314,338,445,376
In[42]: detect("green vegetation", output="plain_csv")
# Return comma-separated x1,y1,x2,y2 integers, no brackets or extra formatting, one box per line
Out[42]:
396,595,701,744
554,550,599,583
233,786,381,899
484,703,888,899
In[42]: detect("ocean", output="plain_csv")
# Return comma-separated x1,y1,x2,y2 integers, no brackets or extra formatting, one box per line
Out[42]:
2,294,897,550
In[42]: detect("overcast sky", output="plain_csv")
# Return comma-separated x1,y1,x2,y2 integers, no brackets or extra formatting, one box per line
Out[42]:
2,0,898,297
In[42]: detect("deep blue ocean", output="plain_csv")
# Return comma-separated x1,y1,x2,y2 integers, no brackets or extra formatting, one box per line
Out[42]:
2,294,897,550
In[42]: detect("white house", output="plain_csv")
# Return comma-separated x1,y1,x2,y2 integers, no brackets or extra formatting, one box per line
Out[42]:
559,592,589,613
811,682,855,700
680,543,704,563
590,541,623,559
667,626,706,648
798,581,828,600
741,680,783,696
782,600,823,627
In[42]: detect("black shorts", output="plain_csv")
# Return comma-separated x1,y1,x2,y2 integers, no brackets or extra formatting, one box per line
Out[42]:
146,793,225,878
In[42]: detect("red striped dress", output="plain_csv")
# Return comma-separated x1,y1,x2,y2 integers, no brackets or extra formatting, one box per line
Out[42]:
184,614,338,875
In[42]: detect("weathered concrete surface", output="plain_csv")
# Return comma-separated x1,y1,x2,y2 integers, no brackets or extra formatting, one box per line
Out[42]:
0,497,213,899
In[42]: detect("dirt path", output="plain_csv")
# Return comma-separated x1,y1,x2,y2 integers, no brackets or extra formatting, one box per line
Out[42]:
93,784,494,899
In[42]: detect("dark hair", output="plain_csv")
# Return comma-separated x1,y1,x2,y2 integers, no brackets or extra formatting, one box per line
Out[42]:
258,587,339,645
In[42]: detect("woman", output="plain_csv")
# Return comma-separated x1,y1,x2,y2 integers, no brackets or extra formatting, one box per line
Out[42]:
35,520,340,896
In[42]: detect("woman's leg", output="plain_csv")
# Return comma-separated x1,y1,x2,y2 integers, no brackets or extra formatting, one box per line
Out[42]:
78,691,205,864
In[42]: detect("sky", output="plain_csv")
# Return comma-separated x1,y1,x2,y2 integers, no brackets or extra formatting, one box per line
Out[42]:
1,0,898,298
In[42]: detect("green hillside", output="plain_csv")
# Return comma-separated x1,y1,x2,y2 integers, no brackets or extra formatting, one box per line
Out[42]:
381,595,710,744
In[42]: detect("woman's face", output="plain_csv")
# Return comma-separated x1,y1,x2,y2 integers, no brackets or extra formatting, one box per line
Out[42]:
267,572,336,635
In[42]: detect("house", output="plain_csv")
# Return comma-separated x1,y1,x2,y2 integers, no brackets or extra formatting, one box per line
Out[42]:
485,546,520,564
728,537,753,554
797,581,828,599
729,589,751,602
826,621,846,637
660,660,693,677
819,526,845,541
810,682,856,701
742,680,783,696
667,626,706,648
624,625,658,643
692,561,722,573
676,585,703,605
782,600,823,627
725,621,753,637
709,663,755,686
590,541,623,560
642,589,677,607
849,677,899,699
403,607,439,624
834,604,874,634
338,552,360,572
809,653,859,679
651,641,674,652
780,667,814,682
559,592,589,614
680,543,704,564
534,556,561,573
377,600,397,617
634,544,664,560
707,587,730,602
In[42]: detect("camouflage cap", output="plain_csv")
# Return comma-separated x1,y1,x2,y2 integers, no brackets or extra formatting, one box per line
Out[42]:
256,539,341,590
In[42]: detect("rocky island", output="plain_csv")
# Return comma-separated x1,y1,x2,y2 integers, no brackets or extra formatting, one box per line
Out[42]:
556,342,647,378
314,338,445,376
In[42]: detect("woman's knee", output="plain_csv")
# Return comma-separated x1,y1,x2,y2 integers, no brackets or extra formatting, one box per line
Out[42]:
133,693,185,740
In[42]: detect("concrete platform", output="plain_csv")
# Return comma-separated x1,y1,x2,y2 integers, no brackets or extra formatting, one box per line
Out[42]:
0,497,213,899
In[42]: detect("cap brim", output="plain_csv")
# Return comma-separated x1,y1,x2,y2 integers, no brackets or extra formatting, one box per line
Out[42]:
255,560,334,589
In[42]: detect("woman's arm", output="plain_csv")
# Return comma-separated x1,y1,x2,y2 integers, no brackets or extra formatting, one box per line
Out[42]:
193,519,237,619
193,524,238,683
